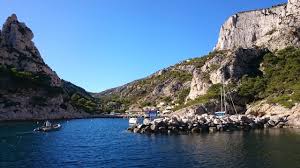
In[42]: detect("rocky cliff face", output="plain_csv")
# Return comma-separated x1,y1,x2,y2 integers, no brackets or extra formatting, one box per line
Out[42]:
215,0,300,51
187,48,267,100
94,62,194,112
98,0,300,129
0,14,98,120
0,14,61,86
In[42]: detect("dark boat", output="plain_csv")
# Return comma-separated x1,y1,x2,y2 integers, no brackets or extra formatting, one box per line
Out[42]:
34,121,62,132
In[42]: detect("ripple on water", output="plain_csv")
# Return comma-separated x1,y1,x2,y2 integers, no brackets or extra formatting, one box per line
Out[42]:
0,119,300,168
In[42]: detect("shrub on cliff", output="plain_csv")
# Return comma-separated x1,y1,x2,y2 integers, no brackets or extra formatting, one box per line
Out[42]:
70,93,99,113
238,47,300,108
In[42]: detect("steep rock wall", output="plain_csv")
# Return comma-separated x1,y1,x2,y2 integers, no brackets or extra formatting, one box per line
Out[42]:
215,0,300,51
187,48,267,100
0,14,94,120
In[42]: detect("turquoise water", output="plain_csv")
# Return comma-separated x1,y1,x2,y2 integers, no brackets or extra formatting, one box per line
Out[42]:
0,118,300,168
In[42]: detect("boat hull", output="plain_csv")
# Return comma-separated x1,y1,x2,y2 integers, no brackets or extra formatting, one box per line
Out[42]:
34,124,62,132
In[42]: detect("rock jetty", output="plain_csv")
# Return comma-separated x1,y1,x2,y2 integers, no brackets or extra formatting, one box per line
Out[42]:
128,114,292,135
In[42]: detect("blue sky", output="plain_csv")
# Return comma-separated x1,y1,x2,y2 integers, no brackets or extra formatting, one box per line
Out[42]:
0,0,287,92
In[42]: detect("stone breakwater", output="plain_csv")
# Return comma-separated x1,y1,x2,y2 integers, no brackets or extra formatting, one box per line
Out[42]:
128,114,294,134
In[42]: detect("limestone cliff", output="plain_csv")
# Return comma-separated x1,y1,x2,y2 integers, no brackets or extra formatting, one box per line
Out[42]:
0,14,99,120
0,14,61,86
187,48,267,100
215,0,300,51
98,0,300,128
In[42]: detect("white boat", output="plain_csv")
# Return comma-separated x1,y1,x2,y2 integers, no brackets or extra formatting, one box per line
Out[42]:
129,118,138,125
34,121,62,132
215,111,226,118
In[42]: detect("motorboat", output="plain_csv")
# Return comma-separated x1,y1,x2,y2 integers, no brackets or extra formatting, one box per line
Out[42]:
34,121,62,132
129,117,138,125
215,111,226,118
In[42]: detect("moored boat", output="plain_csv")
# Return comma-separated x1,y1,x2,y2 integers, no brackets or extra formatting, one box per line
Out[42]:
214,77,237,117
129,118,138,125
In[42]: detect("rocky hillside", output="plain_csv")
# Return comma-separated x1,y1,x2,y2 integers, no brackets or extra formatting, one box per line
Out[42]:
94,57,195,112
0,14,100,120
97,0,300,127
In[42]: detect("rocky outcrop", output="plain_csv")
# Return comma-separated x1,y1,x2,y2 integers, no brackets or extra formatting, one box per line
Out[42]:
215,0,300,51
0,14,97,120
246,101,300,128
187,48,267,100
0,14,61,86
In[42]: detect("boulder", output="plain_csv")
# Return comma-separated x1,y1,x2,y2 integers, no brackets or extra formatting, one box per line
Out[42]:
213,118,222,125
150,124,158,132
267,120,276,127
209,126,218,133
191,127,201,134
143,118,151,125
239,115,252,123
217,124,226,131
133,128,140,133
287,114,300,128
144,126,151,133
158,126,167,133
138,124,147,129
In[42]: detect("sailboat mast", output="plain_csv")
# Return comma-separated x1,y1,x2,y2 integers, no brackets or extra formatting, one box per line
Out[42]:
223,84,226,113
222,75,226,114
220,87,223,112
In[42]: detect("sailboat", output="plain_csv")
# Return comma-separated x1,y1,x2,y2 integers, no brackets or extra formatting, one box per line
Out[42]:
214,77,238,117
215,80,226,117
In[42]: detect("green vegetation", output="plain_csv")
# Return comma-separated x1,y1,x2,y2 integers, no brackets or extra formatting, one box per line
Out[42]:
0,66,63,96
238,76,267,99
62,81,101,113
30,96,47,106
180,50,225,69
174,84,222,111
97,94,130,113
175,88,190,105
98,50,228,112
162,96,172,103
120,70,193,108
140,101,154,107
139,70,192,86
238,47,300,108
70,93,98,113
175,46,300,110
0,66,102,113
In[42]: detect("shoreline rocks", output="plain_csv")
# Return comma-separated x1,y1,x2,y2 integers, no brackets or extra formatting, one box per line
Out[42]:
128,113,298,135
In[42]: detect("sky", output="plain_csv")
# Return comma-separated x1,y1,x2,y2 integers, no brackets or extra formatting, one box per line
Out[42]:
0,0,287,92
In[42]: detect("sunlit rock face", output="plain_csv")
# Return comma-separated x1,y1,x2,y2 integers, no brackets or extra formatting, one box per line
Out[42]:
287,0,300,14
0,14,94,120
215,0,300,51
187,48,267,100
0,14,61,87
